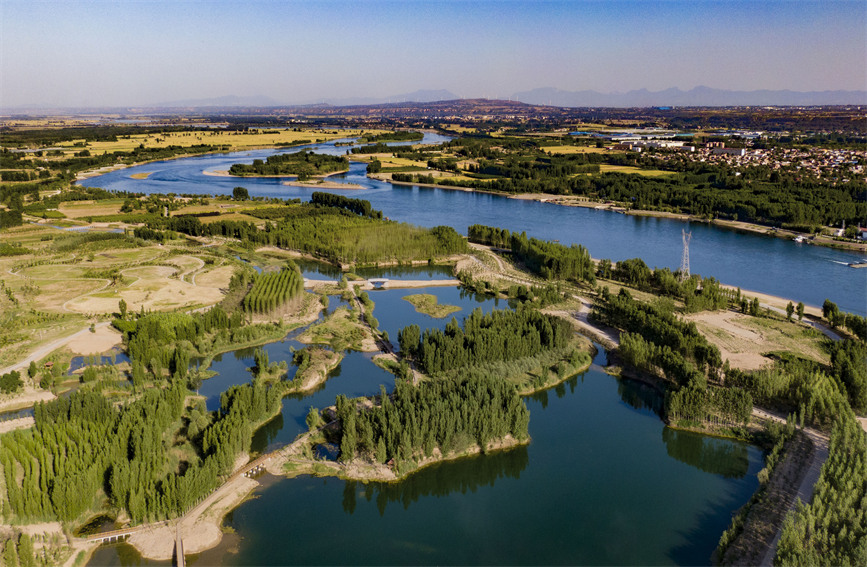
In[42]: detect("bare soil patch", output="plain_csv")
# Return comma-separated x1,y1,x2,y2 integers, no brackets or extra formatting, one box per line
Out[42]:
66,325,122,355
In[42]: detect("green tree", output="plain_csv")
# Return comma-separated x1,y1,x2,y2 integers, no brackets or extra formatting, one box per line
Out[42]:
786,301,794,321
27,360,38,379
232,186,249,200
796,301,805,322
17,534,34,567
3,538,18,567
118,298,127,319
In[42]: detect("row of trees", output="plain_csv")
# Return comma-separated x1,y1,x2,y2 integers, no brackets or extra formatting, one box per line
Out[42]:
597,257,730,312
334,376,529,467
242,263,304,314
149,204,467,265
310,191,382,219
468,225,596,284
823,299,867,340
228,151,348,178
590,288,751,427
775,410,867,565
400,307,572,375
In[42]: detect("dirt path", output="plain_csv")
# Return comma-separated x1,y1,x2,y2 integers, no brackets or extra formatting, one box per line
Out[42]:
751,407,831,566
545,303,620,350
0,321,114,376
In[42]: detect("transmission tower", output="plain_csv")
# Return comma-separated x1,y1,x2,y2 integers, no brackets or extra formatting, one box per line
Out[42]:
679,229,692,282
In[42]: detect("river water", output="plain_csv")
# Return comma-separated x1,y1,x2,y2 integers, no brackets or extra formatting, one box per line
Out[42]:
87,281,762,566
77,133,865,315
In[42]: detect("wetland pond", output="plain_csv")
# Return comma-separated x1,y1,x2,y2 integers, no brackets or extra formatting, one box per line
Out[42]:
87,278,762,566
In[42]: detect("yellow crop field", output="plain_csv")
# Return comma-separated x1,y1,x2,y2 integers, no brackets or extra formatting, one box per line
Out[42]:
540,145,611,154
598,164,675,177
56,128,383,155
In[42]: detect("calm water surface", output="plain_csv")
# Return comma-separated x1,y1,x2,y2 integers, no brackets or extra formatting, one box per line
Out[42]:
87,283,762,566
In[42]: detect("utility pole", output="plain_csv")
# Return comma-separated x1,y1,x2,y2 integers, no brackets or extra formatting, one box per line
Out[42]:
679,229,691,282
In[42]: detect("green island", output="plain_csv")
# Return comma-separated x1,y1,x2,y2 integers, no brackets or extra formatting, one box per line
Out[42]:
0,115,864,567
227,150,349,179
402,293,461,318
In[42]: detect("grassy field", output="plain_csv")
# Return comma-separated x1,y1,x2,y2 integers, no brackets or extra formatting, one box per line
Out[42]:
690,310,828,371
540,145,612,154
298,306,371,352
57,199,126,218
402,294,460,318
53,128,380,155
597,164,675,177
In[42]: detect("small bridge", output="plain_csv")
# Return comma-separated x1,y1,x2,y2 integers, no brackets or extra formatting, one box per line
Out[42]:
85,527,140,544
368,278,389,289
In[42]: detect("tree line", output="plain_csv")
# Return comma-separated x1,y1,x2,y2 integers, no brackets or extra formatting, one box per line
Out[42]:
590,288,751,427
399,307,572,375
227,150,348,178
333,375,530,470
147,203,467,265
468,224,596,285
242,262,304,314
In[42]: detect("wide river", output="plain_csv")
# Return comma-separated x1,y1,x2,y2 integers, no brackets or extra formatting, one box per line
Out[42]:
88,283,762,566
77,133,866,315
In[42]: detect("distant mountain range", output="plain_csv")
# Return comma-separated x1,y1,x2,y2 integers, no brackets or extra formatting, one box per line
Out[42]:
510,86,867,107
152,90,460,109
154,87,865,109
5,86,865,113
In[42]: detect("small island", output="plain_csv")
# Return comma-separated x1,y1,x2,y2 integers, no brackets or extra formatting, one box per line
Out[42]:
228,150,349,179
402,293,461,318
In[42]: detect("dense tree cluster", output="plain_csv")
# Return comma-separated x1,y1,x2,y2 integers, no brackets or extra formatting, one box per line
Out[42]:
310,191,382,219
228,151,348,178
403,308,572,374
360,131,423,143
590,288,750,427
242,262,304,314
593,288,722,386
1,371,283,525
334,376,529,467
119,306,244,377
598,256,731,312
0,370,23,393
468,224,595,284
725,348,863,427
775,412,867,566
150,204,466,265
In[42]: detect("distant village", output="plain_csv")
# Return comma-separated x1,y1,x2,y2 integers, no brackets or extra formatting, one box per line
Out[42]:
597,130,866,185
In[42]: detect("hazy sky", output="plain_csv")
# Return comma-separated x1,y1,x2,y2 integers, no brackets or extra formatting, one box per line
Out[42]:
2,0,865,108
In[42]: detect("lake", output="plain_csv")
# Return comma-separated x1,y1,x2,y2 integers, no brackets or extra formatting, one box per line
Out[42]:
86,281,762,566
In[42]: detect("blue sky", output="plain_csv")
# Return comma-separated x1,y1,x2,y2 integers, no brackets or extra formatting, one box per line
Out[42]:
1,0,865,107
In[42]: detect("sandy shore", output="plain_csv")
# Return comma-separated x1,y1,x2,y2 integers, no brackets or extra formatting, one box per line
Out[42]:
0,416,35,434
283,179,363,190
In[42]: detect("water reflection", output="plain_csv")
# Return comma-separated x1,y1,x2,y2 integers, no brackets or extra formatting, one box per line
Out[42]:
662,427,750,478
343,445,530,517
616,377,665,417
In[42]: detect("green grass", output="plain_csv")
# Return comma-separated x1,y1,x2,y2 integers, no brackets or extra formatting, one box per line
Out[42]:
402,294,461,318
